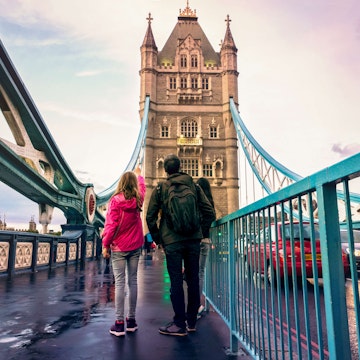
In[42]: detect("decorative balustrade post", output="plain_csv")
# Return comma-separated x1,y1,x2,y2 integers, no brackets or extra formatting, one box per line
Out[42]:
80,229,87,269
31,236,39,273
50,238,58,269
65,240,70,265
8,234,17,278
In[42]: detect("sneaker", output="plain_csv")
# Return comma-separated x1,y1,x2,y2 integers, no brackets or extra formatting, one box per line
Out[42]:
109,320,125,337
159,322,187,336
126,318,138,332
186,323,196,332
197,305,205,319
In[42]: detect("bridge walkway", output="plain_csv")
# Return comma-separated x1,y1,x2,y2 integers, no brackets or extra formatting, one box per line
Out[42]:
0,247,251,360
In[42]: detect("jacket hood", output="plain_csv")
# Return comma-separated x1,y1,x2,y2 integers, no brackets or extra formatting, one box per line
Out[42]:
167,172,193,186
113,193,139,212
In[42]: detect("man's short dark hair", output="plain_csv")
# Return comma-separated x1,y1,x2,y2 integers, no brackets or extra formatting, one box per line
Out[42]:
164,154,180,175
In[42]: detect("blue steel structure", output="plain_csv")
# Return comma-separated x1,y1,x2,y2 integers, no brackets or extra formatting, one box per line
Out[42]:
230,98,360,218
0,40,149,235
1,39,360,360
206,152,360,359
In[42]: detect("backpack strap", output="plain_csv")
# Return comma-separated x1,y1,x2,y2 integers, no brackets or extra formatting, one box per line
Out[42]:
156,183,162,202
194,183,200,200
156,181,166,203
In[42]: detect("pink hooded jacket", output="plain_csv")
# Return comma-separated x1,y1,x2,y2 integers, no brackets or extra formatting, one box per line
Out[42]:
102,175,145,252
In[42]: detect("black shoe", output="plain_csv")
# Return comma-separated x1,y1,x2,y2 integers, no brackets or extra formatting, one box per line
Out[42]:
159,322,187,336
126,318,138,332
186,324,196,332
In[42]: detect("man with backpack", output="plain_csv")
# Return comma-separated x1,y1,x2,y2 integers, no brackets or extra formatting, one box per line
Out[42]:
146,154,216,336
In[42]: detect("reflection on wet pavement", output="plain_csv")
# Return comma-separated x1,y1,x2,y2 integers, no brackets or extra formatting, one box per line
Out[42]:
0,260,113,354
0,249,247,360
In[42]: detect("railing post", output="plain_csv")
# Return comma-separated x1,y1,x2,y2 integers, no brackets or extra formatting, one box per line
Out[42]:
228,219,238,354
31,236,38,273
8,234,17,278
80,229,87,269
317,182,351,359
50,238,58,269
65,240,70,265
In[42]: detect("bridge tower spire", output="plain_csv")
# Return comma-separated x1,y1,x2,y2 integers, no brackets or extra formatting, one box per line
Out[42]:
221,14,238,102
139,5,240,218
140,13,158,102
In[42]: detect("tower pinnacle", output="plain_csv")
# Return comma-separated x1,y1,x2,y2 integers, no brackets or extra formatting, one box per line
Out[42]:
146,12,153,24
178,1,197,20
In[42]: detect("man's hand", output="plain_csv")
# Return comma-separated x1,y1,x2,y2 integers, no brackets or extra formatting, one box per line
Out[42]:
102,247,111,259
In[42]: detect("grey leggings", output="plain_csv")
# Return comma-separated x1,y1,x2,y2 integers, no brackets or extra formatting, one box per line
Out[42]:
111,248,141,321
199,241,210,298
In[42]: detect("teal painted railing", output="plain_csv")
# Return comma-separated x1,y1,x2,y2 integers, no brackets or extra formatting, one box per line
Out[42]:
205,152,360,360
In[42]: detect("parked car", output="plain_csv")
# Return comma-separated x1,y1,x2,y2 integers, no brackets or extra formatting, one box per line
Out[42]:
246,222,350,286
340,229,360,273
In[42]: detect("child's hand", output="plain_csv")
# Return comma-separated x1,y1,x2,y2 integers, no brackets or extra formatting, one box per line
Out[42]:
102,247,111,259
134,166,141,176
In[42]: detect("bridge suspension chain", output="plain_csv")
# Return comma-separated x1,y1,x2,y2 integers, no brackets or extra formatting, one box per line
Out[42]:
230,98,360,221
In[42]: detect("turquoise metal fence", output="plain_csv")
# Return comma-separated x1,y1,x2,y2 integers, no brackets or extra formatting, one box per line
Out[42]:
205,152,360,360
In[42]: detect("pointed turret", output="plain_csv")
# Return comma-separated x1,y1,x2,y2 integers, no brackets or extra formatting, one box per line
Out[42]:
221,15,237,51
141,13,158,50
220,14,238,103
140,13,158,103
220,15,238,72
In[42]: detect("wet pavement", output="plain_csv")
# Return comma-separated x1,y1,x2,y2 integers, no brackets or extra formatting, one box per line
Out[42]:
0,248,251,360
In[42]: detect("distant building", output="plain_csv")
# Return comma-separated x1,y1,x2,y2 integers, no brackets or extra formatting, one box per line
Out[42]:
29,216,37,232
0,215,6,230
140,2,240,220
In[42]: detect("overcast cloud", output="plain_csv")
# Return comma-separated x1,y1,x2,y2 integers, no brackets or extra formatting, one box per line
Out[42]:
0,0,359,230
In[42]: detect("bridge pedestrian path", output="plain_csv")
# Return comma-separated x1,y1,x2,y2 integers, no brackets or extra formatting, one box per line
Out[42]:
0,247,251,360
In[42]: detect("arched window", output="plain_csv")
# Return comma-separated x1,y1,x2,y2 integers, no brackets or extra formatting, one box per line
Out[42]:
156,159,166,178
180,55,187,68
181,119,198,138
191,78,198,89
180,77,187,89
191,55,198,68
169,77,176,89
202,77,209,89
215,161,222,178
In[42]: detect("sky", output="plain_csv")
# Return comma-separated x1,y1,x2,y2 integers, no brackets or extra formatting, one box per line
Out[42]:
0,0,359,231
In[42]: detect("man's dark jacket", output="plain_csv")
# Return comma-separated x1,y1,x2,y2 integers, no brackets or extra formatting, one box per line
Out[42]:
146,172,216,246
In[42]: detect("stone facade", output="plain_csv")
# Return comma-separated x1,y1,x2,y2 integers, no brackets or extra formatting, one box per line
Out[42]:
139,4,240,223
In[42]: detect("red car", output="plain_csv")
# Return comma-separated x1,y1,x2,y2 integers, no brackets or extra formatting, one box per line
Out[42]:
246,222,350,285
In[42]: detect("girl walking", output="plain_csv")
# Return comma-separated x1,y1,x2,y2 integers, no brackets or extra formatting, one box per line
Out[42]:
102,166,146,336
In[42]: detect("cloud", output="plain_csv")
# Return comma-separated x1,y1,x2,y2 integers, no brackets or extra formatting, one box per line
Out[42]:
75,70,105,77
1,0,360,229
331,143,360,158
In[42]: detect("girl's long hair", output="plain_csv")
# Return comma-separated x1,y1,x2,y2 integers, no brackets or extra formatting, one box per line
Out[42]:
196,177,215,209
112,171,142,211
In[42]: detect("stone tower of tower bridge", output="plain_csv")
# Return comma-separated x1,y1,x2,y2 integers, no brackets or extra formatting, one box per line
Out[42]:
139,2,239,221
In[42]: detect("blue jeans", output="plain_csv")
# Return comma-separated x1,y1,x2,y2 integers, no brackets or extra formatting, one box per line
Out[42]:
111,248,141,321
199,241,210,301
164,240,200,328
